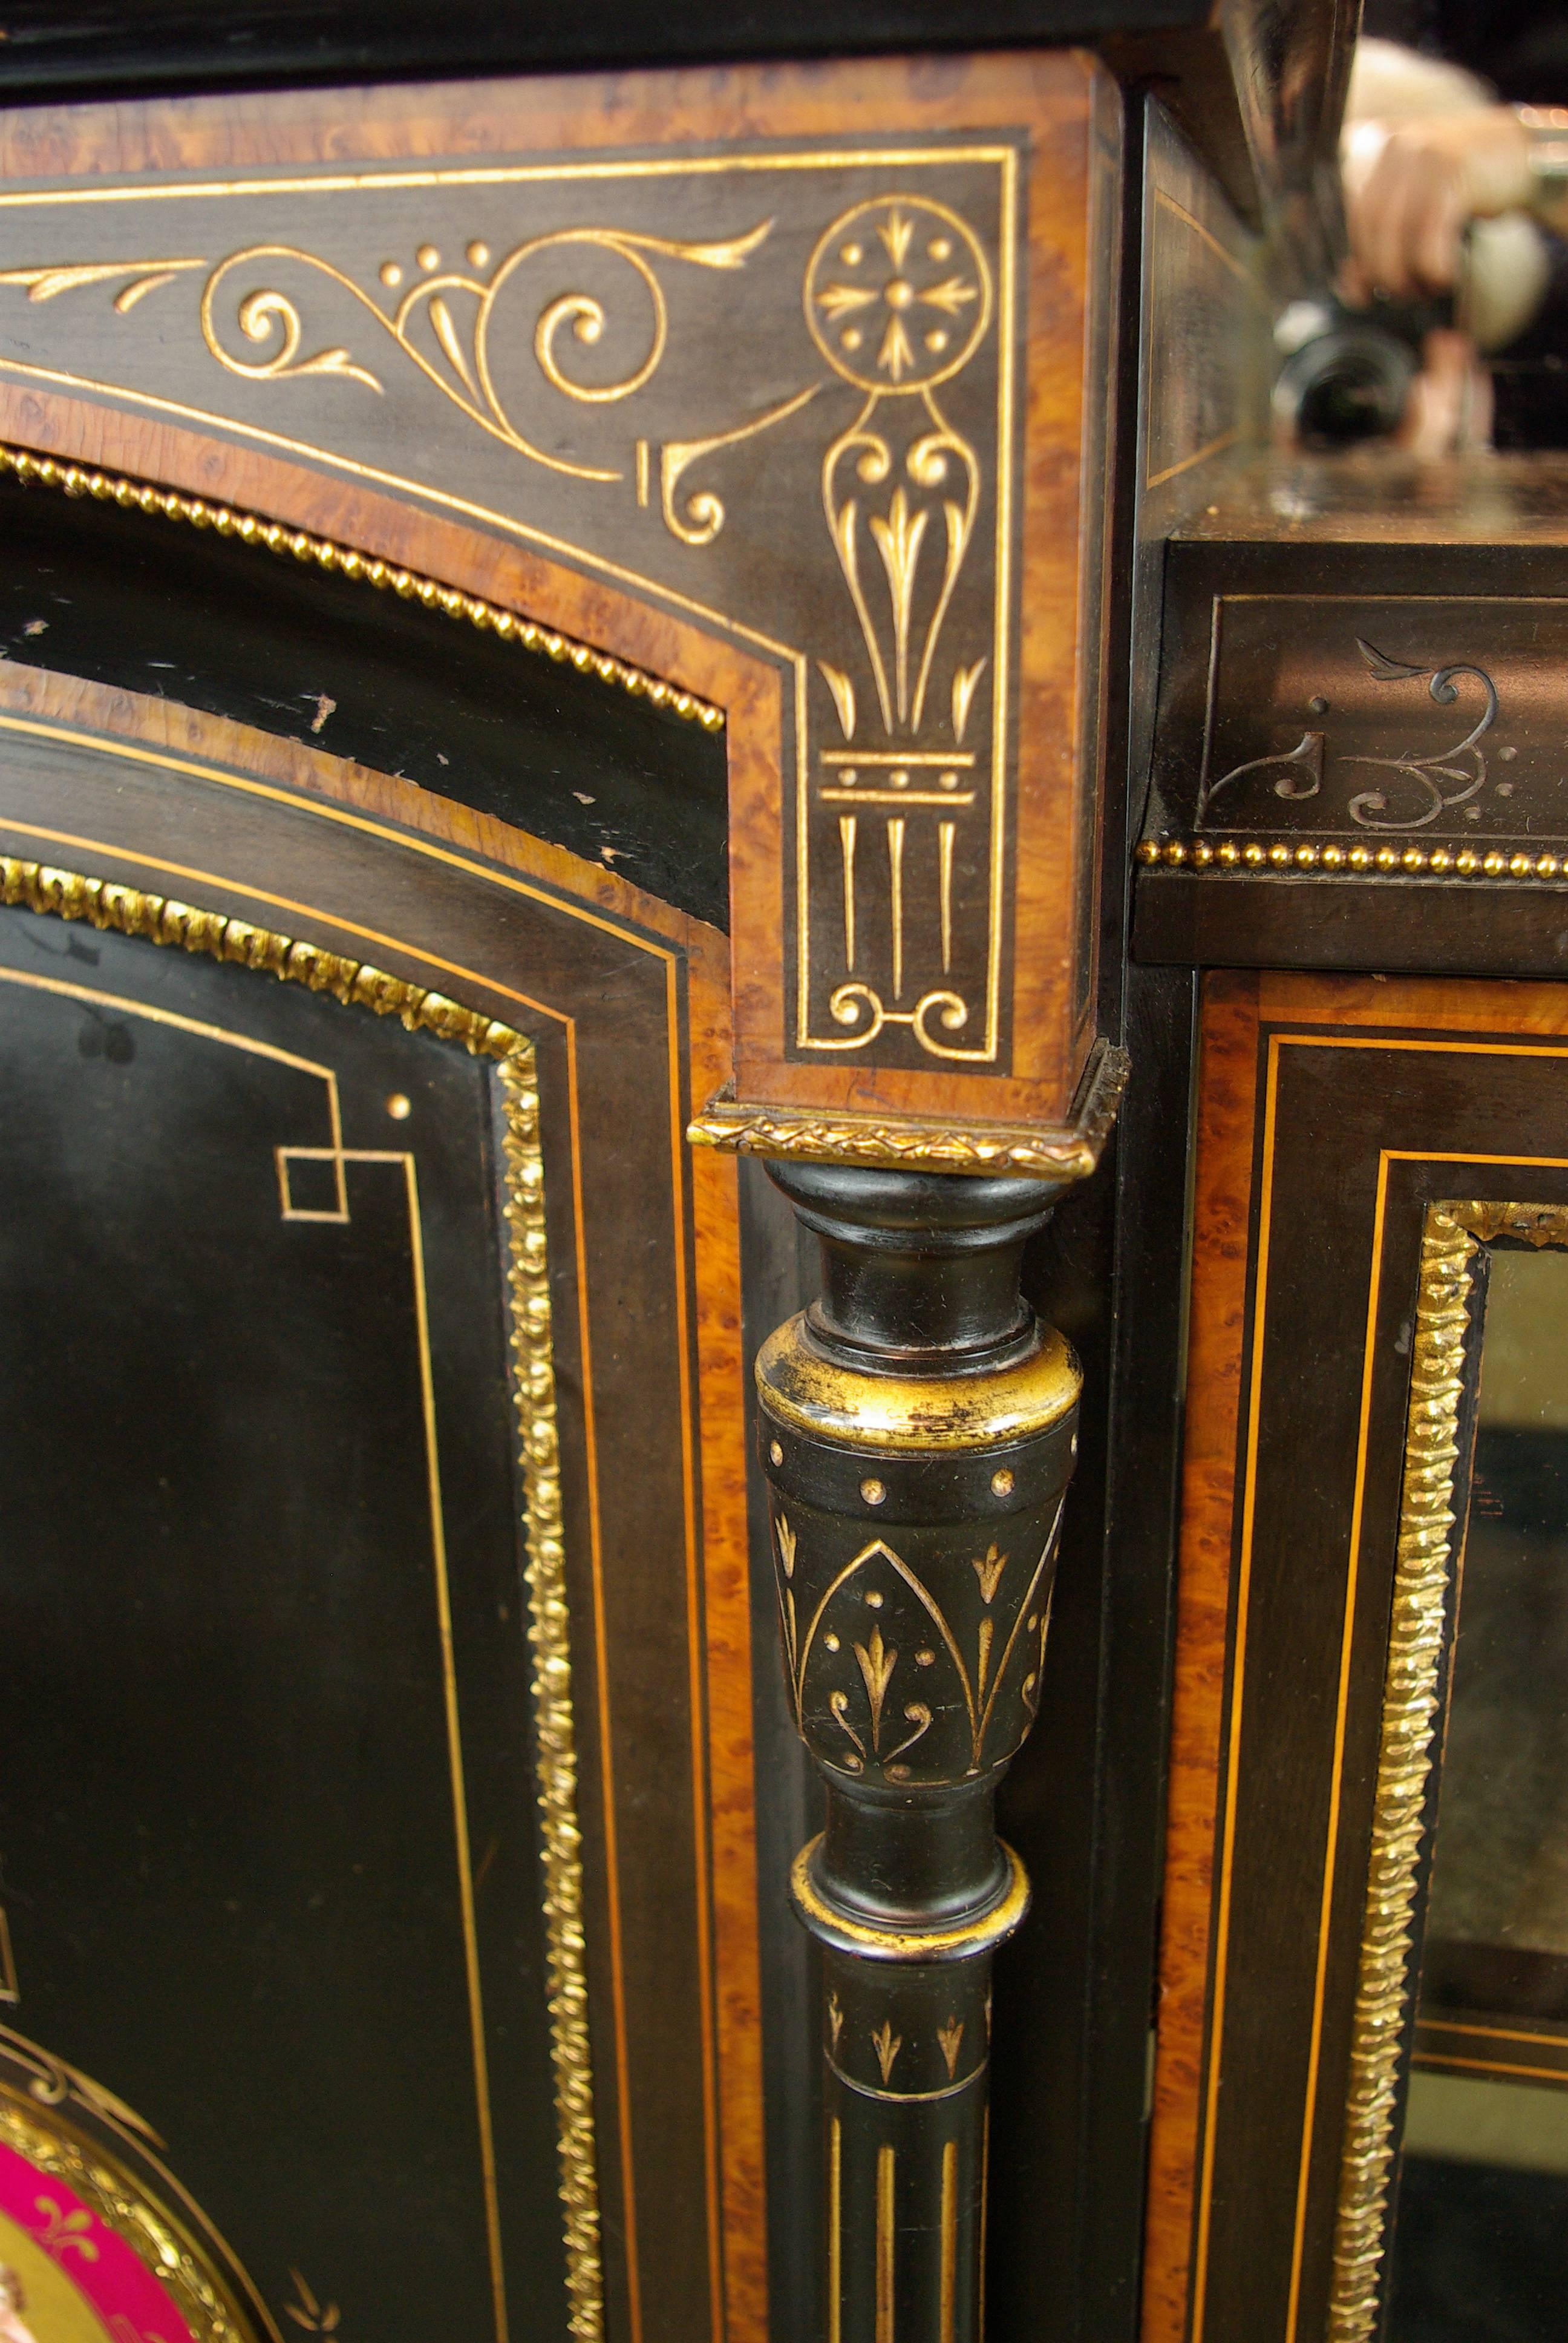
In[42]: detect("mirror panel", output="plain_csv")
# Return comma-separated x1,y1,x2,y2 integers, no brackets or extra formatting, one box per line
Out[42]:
1389,1244,1568,2335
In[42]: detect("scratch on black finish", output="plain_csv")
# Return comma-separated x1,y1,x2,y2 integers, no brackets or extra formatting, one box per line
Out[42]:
0,471,730,928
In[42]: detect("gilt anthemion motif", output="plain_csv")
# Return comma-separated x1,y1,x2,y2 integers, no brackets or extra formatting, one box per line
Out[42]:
771,1510,1062,1791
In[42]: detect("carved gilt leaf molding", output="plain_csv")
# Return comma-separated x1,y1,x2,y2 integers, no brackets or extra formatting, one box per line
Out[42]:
1330,1199,1568,2343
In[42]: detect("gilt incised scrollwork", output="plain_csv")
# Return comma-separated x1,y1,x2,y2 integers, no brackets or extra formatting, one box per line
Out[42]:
196,223,782,481
2,229,782,486
0,2043,249,2343
805,197,993,1060
0,148,1018,1071
1338,640,1498,830
812,198,987,730
756,1157,1080,2343
1159,592,1568,868
822,1992,990,2108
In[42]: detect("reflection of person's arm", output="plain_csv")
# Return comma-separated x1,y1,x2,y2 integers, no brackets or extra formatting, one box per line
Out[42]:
1344,108,1536,298
1518,108,1568,242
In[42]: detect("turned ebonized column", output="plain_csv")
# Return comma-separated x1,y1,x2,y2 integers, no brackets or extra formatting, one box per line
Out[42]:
756,1162,1080,2343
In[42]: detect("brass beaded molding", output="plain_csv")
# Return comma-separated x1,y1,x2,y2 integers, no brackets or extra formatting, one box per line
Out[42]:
1328,1199,1568,2341
0,441,724,732
0,853,605,2343
1138,835,1568,881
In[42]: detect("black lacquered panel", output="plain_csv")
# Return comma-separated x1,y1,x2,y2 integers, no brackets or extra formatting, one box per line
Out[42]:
0,905,569,2341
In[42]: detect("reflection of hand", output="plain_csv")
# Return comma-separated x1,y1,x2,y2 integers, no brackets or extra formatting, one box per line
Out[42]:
1344,108,1534,299
1395,327,1494,457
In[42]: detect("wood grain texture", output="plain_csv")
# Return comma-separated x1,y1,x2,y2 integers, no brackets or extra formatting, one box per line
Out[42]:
1255,966,1568,1038
1140,969,1261,2343
0,659,766,2343
0,45,1119,1132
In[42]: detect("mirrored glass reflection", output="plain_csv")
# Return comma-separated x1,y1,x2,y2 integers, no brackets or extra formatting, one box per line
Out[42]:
1388,1244,1568,2340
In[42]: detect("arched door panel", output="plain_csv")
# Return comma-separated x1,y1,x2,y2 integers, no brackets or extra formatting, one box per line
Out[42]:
0,663,753,2343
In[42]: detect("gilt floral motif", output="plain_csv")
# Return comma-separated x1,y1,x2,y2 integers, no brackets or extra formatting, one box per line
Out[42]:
771,1511,1062,1789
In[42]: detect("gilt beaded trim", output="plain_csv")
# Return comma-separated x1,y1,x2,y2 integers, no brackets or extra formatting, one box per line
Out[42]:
0,442,724,732
1137,836,1568,880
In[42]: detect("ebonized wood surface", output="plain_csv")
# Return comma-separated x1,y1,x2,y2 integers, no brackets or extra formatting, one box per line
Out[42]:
0,0,1215,97
0,472,730,931
1137,871,1568,980
0,908,570,2342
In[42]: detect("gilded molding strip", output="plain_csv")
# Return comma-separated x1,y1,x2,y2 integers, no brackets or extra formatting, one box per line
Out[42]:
1137,836,1568,882
789,1840,1031,1962
1328,1199,1568,2341
0,442,723,732
688,1038,1131,1181
497,1051,604,2343
0,853,605,2343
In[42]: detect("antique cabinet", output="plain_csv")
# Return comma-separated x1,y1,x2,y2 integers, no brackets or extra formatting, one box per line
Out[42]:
15,6,1534,2343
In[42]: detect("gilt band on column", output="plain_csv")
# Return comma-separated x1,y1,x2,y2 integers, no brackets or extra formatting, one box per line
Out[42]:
756,1163,1081,2343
